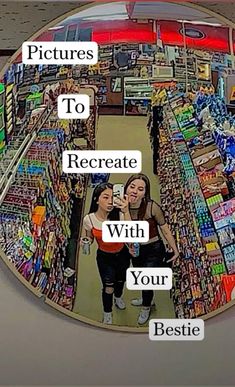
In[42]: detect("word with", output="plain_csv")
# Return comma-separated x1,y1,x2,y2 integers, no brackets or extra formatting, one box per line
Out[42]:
58,94,90,119
149,319,204,341
102,221,149,242
126,268,172,290
63,151,142,174
22,42,98,65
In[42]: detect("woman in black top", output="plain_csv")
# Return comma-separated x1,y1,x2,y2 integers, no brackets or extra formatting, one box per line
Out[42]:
124,173,179,325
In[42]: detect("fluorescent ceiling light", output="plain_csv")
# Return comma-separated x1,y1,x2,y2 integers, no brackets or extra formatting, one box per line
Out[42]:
83,14,128,20
48,26,64,30
66,2,128,20
177,20,222,26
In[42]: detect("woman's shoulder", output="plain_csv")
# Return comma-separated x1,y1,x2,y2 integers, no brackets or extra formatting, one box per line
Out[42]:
152,200,162,207
146,199,159,208
147,200,164,216
84,212,94,220
84,212,102,229
83,213,95,227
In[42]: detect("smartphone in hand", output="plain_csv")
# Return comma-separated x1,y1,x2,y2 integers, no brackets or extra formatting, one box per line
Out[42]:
113,184,124,206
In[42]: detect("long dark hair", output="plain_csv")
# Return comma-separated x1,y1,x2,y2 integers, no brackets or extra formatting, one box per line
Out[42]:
124,173,151,220
89,182,119,220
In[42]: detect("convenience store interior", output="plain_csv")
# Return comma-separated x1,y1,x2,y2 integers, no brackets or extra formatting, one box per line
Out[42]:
1,0,235,332
1,2,235,386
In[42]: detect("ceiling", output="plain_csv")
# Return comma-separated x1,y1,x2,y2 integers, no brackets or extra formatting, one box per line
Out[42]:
0,1,234,51
63,2,222,25
128,2,222,24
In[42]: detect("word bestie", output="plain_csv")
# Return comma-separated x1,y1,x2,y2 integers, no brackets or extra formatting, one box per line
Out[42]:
149,319,205,341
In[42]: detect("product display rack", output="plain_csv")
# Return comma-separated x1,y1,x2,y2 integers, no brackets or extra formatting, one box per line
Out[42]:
5,83,15,138
124,77,158,116
193,93,235,280
0,110,89,310
151,85,235,315
157,99,227,318
0,83,5,153
0,64,98,311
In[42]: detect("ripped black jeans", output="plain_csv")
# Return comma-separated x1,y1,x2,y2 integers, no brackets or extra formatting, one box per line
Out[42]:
131,240,167,307
96,247,130,313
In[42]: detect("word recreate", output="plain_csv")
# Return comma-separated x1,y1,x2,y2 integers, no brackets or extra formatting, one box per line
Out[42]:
126,268,172,290
58,94,90,119
102,221,149,242
22,42,98,65
63,151,142,174
149,319,204,341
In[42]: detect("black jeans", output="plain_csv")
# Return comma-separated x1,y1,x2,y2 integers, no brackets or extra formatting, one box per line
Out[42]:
96,246,130,313
131,240,166,307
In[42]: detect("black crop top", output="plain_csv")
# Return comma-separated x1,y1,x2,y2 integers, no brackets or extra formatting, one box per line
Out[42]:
129,200,166,244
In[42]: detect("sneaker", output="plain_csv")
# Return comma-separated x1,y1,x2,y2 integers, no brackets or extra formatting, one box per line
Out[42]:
103,312,112,325
131,297,155,307
114,297,126,310
138,307,151,325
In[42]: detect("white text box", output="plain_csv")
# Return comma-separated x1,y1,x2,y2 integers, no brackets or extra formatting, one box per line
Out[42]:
22,41,98,65
102,221,149,243
149,319,204,341
58,94,90,119
126,268,172,290
62,150,142,174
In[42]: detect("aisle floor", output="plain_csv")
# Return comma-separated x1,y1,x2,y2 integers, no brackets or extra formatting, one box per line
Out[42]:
73,115,175,327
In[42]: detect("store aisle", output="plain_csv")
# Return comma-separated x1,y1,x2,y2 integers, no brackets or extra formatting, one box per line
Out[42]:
73,116,175,326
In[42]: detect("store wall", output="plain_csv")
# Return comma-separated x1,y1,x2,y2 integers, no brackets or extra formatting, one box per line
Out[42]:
0,56,10,71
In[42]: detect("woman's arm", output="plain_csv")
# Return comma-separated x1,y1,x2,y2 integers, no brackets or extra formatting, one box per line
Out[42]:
152,201,179,261
115,195,132,220
160,223,179,261
81,215,94,244
81,227,94,243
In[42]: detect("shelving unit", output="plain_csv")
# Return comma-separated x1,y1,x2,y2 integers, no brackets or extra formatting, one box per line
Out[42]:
153,94,228,318
0,83,5,153
0,70,98,311
124,77,152,116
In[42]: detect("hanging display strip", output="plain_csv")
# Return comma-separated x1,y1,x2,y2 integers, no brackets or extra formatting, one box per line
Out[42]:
0,122,87,310
156,98,228,319
0,106,53,208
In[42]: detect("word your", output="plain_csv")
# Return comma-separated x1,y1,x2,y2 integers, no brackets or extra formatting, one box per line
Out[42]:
22,42,98,65
58,94,90,119
149,319,204,341
102,221,149,242
126,268,172,290
63,151,142,174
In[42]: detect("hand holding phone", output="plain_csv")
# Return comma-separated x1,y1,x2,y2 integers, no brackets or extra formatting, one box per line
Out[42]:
113,184,124,206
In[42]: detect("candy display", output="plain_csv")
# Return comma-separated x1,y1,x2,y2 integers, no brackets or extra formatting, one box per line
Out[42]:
0,118,88,309
148,86,235,311
157,103,226,318
0,64,98,311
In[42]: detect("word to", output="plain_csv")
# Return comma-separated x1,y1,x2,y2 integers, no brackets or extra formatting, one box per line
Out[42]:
102,221,149,243
126,268,172,290
149,319,204,341
22,42,98,65
63,151,142,174
58,94,90,119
